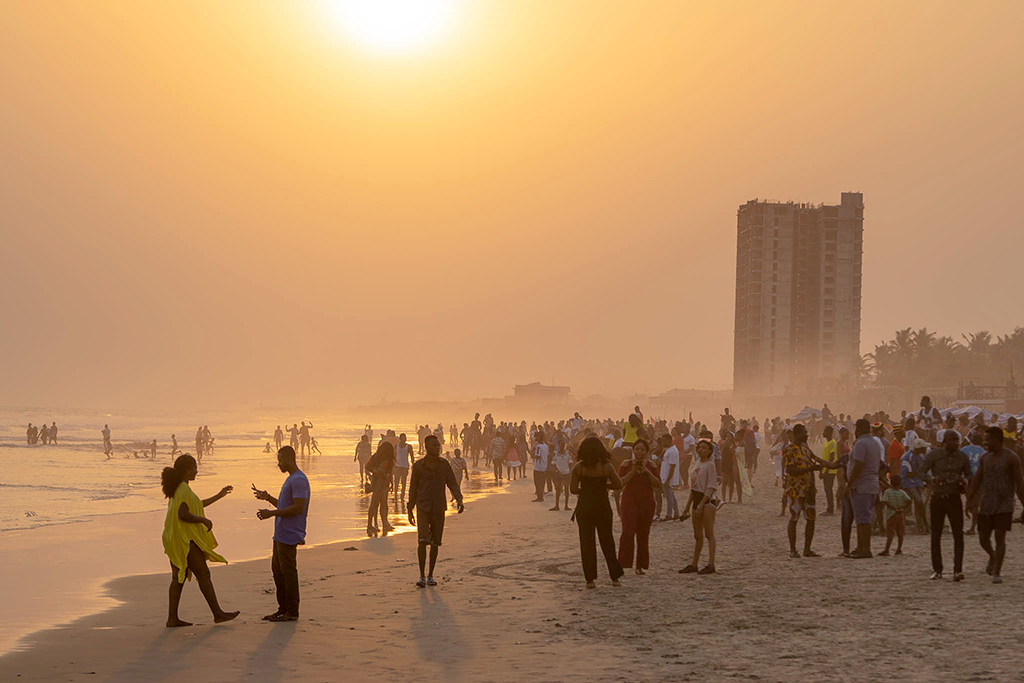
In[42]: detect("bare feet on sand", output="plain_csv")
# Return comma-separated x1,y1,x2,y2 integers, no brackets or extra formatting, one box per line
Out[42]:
214,611,240,623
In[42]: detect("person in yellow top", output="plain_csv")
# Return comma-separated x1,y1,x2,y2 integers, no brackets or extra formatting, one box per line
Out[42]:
819,426,840,515
161,454,239,627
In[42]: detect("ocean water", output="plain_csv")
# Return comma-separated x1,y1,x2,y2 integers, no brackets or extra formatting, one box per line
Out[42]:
0,407,500,654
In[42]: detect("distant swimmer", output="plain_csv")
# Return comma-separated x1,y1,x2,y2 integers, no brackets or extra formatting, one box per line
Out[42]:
264,442,274,453
170,434,180,458
49,422,58,444
274,425,284,450
26,423,34,445
161,454,238,627
408,435,464,588
288,424,300,450
38,423,49,445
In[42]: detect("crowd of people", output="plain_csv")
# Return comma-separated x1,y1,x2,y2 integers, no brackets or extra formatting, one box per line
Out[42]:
156,398,1024,630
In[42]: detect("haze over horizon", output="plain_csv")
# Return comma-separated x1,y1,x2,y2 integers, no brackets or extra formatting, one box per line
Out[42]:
3,1,1023,411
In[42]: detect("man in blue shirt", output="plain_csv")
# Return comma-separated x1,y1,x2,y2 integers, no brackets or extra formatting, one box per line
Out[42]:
962,431,986,535
253,446,310,621
847,419,883,558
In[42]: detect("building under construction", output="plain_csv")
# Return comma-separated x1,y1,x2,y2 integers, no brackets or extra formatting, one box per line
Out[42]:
733,192,864,397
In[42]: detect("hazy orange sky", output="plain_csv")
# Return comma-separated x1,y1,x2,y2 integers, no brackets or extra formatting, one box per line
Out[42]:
2,1,1022,410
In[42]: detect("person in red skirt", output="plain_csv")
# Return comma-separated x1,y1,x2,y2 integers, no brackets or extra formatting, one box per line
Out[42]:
617,439,662,575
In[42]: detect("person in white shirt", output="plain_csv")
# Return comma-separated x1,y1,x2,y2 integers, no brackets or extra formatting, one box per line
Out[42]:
532,431,550,503
902,417,919,451
659,434,680,519
680,440,719,574
550,436,573,511
394,433,415,503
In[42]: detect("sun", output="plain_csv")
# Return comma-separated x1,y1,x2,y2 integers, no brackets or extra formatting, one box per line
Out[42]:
330,0,458,54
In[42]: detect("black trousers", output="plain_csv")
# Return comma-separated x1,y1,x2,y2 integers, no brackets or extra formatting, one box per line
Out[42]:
576,505,623,582
930,495,964,574
272,541,299,616
822,473,836,513
534,470,547,499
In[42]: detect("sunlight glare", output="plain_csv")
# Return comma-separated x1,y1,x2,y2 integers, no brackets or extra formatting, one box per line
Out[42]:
330,0,458,54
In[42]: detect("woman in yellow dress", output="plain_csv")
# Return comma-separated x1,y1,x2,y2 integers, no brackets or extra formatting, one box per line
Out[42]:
161,454,239,627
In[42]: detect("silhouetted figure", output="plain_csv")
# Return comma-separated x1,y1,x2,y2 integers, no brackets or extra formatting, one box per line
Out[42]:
355,434,372,485
571,436,624,589
274,425,284,450
102,424,112,457
299,421,313,456
365,441,396,537
408,434,464,587
170,434,180,457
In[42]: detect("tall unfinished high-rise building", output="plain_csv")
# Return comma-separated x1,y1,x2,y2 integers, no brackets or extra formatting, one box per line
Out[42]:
733,192,863,397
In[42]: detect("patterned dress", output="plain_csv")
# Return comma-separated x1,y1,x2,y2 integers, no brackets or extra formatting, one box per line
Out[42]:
782,442,817,518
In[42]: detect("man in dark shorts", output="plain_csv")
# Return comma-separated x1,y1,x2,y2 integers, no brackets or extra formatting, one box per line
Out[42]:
966,427,1024,584
408,434,465,588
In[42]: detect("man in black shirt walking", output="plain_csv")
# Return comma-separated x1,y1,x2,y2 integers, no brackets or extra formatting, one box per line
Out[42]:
408,434,465,588
920,430,972,581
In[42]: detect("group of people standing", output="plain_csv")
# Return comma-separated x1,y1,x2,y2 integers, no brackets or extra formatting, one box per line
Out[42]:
26,421,58,445
273,421,318,456
768,397,1024,584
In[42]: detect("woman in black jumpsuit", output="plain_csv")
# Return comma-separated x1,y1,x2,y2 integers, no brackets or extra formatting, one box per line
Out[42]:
571,436,625,589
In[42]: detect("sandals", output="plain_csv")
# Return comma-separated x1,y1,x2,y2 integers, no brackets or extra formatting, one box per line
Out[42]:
679,565,698,574
426,577,437,586
415,578,426,588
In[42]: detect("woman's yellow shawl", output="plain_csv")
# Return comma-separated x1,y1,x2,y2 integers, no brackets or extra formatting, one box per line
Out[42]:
162,482,227,583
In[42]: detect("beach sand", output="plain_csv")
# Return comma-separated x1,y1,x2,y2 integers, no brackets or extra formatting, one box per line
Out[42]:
2,465,1022,682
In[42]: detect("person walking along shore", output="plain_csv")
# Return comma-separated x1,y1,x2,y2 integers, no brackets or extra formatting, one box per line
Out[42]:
161,454,238,627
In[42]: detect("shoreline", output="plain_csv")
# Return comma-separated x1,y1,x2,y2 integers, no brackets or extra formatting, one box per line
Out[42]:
0,464,504,656
4,465,1024,681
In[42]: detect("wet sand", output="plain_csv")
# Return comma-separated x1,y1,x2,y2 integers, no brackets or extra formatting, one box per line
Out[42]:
2,464,1021,682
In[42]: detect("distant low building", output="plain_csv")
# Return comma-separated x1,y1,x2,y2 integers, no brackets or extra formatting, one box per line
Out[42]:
513,382,571,404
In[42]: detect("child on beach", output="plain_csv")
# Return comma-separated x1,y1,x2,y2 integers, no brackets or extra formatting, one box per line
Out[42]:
449,449,469,502
879,474,912,556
